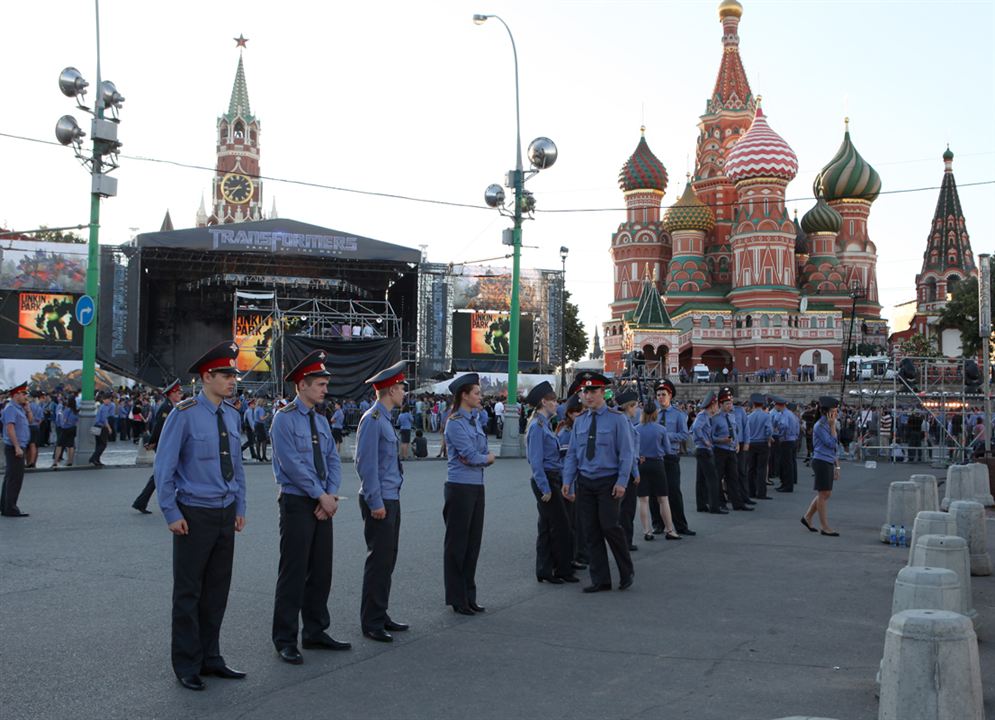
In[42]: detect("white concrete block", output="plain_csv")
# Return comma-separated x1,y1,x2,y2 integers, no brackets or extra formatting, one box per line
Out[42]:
907,511,956,566
135,445,154,467
908,474,939,512
908,534,978,628
941,465,972,511
880,481,920,544
948,500,992,577
878,609,983,720
965,463,994,506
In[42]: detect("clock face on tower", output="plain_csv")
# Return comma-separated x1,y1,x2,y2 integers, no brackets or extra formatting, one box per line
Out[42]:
221,172,254,204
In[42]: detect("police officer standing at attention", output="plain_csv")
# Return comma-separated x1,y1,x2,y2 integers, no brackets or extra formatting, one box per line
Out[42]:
615,389,641,552
562,372,635,593
443,373,495,615
132,379,183,514
775,399,800,492
656,379,694,536
713,388,752,512
271,350,351,664
1,382,31,517
692,391,725,514
356,360,410,642
154,341,247,691
744,393,773,500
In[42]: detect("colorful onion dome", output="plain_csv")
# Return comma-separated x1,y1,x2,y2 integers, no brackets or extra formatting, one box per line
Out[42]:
800,197,843,235
663,180,715,233
718,0,743,18
723,106,798,183
618,127,668,193
814,120,881,203
793,211,810,255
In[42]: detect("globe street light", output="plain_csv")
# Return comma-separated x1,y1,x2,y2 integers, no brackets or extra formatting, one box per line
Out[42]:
559,246,568,395
474,13,557,457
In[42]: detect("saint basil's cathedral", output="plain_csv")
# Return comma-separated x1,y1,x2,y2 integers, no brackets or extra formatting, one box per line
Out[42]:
602,0,893,380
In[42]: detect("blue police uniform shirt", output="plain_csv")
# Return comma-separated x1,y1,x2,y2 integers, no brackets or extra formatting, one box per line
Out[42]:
397,411,413,431
331,408,345,430
94,402,113,427
252,405,267,424
271,398,342,500
444,408,490,485
58,404,79,429
691,411,713,452
732,406,747,446
556,402,566,422
746,409,773,444
359,400,371,413
712,410,737,451
781,410,800,442
637,421,671,459
659,405,689,456
28,401,43,428
627,414,640,479
562,404,634,490
356,401,404,510
478,409,489,433
2,402,30,446
118,401,131,419
770,408,784,439
556,424,571,455
526,413,562,495
812,416,838,463
153,391,247,526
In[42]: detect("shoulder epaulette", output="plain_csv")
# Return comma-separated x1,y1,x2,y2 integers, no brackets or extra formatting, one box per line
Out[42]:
277,401,297,414
176,398,197,411
371,408,380,420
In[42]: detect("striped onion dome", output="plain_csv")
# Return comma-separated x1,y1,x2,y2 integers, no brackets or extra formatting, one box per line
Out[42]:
813,122,881,203
800,197,843,235
618,128,668,193
663,180,715,233
724,106,798,183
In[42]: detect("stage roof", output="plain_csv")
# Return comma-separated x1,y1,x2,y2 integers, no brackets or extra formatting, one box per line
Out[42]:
134,219,421,264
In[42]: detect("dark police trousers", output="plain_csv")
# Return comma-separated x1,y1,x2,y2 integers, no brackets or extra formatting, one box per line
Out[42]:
714,448,746,509
134,475,156,510
530,472,573,579
565,492,588,564
746,445,770,498
576,475,633,585
272,493,334,649
619,475,638,546
88,427,108,464
359,497,401,633
695,450,722,512
777,440,797,490
172,502,235,677
769,439,780,479
2,445,25,514
664,455,690,532
443,483,485,607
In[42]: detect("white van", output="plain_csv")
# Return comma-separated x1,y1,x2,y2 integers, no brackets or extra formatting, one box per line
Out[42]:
693,364,711,383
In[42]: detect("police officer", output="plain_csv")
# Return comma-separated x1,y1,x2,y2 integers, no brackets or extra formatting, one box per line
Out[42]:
744,393,773,500
443,373,495,615
525,381,577,584
132,379,183,514
557,391,588,570
616,389,641,551
562,372,635,593
356,360,410,642
154,341,247,691
271,350,350,664
769,395,782,483
692,391,725,514
732,399,751,503
655,379,694,536
775,399,800,492
1,382,31,517
713,388,752,512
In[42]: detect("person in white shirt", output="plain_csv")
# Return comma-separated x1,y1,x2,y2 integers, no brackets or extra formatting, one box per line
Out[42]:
493,399,505,436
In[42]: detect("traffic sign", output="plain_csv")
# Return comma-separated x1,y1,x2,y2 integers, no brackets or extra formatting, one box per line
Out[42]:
75,295,95,326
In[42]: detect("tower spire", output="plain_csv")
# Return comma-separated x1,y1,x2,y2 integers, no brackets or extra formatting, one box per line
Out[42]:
708,0,753,113
917,147,976,287
226,41,253,122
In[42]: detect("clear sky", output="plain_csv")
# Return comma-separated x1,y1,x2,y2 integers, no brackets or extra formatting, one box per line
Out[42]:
2,0,993,352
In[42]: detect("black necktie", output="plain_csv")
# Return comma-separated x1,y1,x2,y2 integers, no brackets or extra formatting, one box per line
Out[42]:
308,411,326,483
216,408,234,481
586,412,598,460
726,415,735,444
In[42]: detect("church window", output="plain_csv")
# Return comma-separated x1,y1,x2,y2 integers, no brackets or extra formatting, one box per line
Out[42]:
773,315,782,327
761,315,770,328
220,122,228,141
745,315,753,328
250,129,257,144
701,316,711,329
849,220,854,236
234,121,245,140
764,268,773,285
826,316,834,328
948,275,961,293
926,278,937,303
715,316,724,329
719,257,729,272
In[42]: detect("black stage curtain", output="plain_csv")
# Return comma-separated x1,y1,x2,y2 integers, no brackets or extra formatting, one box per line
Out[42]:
281,336,400,401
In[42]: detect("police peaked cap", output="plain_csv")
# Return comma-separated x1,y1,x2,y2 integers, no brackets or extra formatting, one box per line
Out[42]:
188,341,240,375
286,349,332,384
698,391,718,410
448,373,480,395
366,360,407,391
525,381,555,407
615,389,639,405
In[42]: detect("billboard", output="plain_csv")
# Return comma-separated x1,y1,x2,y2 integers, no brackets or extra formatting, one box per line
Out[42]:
234,312,273,373
453,311,533,360
17,292,78,342
0,239,88,294
449,265,546,313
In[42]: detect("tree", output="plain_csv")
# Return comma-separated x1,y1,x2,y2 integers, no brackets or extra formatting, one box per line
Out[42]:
898,332,941,359
34,226,85,244
938,256,995,356
563,290,588,364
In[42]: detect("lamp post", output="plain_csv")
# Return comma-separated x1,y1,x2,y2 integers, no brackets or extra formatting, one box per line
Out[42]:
840,280,866,405
474,13,558,457
979,253,992,455
559,246,568,396
53,0,124,457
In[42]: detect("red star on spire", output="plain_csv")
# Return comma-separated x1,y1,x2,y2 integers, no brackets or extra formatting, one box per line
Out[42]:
234,34,249,48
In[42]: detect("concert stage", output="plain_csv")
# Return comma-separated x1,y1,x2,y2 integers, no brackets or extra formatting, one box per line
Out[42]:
99,219,420,397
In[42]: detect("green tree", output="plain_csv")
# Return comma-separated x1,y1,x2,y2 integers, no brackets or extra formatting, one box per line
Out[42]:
563,290,588,364
938,256,995,356
898,332,941,359
34,226,85,243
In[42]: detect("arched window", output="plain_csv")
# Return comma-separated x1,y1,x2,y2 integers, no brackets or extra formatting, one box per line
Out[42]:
219,122,229,141
761,315,770,328
745,315,753,328
715,316,724,329
234,121,245,140
719,257,729,273
773,315,783,327
701,316,711,329
926,278,938,303
826,316,834,328
947,275,961,293
735,318,743,329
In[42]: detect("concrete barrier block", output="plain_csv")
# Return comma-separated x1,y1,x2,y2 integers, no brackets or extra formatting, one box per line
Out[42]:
966,463,994,506
907,511,956,565
941,465,971,511
908,474,939,512
878,609,983,720
908,534,977,628
948,500,992,577
135,445,154,467
880,481,921,543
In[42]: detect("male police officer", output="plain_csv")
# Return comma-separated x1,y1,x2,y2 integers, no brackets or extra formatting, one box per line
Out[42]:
744,393,773,500
655,379,693,535
562,372,635,593
713,388,752,512
775,398,800,492
271,350,350,664
133,379,183,514
154,341,247,691
2,382,31,517
692,391,725,514
356,360,410,643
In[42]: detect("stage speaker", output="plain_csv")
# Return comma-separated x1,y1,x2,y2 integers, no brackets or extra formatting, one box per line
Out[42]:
898,358,918,387
964,360,981,390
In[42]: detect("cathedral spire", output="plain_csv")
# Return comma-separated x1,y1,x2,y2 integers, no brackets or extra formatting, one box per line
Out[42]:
226,51,254,122
707,0,754,114
918,147,976,283
591,326,603,360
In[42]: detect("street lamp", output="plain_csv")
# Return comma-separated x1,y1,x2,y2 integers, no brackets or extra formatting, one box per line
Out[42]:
840,280,866,405
53,1,124,457
559,246,569,396
474,13,558,457
979,253,992,456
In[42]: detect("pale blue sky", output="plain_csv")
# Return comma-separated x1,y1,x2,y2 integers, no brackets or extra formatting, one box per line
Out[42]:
2,0,993,347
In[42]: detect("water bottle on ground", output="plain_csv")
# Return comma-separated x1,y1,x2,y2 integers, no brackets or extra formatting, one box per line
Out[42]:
898,525,906,548
889,524,897,547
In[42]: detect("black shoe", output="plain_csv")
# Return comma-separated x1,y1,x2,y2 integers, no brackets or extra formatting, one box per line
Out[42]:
384,620,409,632
178,675,206,691
468,602,486,613
302,634,351,651
537,575,565,584
757,496,772,500
775,486,793,493
201,664,246,679
277,647,303,664
1,511,29,518
697,507,709,513
582,583,612,593
363,629,393,643
800,517,818,533
570,561,588,571
744,499,757,505
643,533,655,541
664,532,682,540
452,605,475,616
558,574,580,583
629,544,638,551
618,575,634,590
709,508,729,515
131,503,152,515
733,506,755,511
677,528,696,536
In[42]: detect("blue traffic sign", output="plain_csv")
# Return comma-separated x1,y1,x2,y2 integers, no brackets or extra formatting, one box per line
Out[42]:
75,295,95,326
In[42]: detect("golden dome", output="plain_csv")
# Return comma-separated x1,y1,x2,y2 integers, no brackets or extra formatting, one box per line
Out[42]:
718,0,743,18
